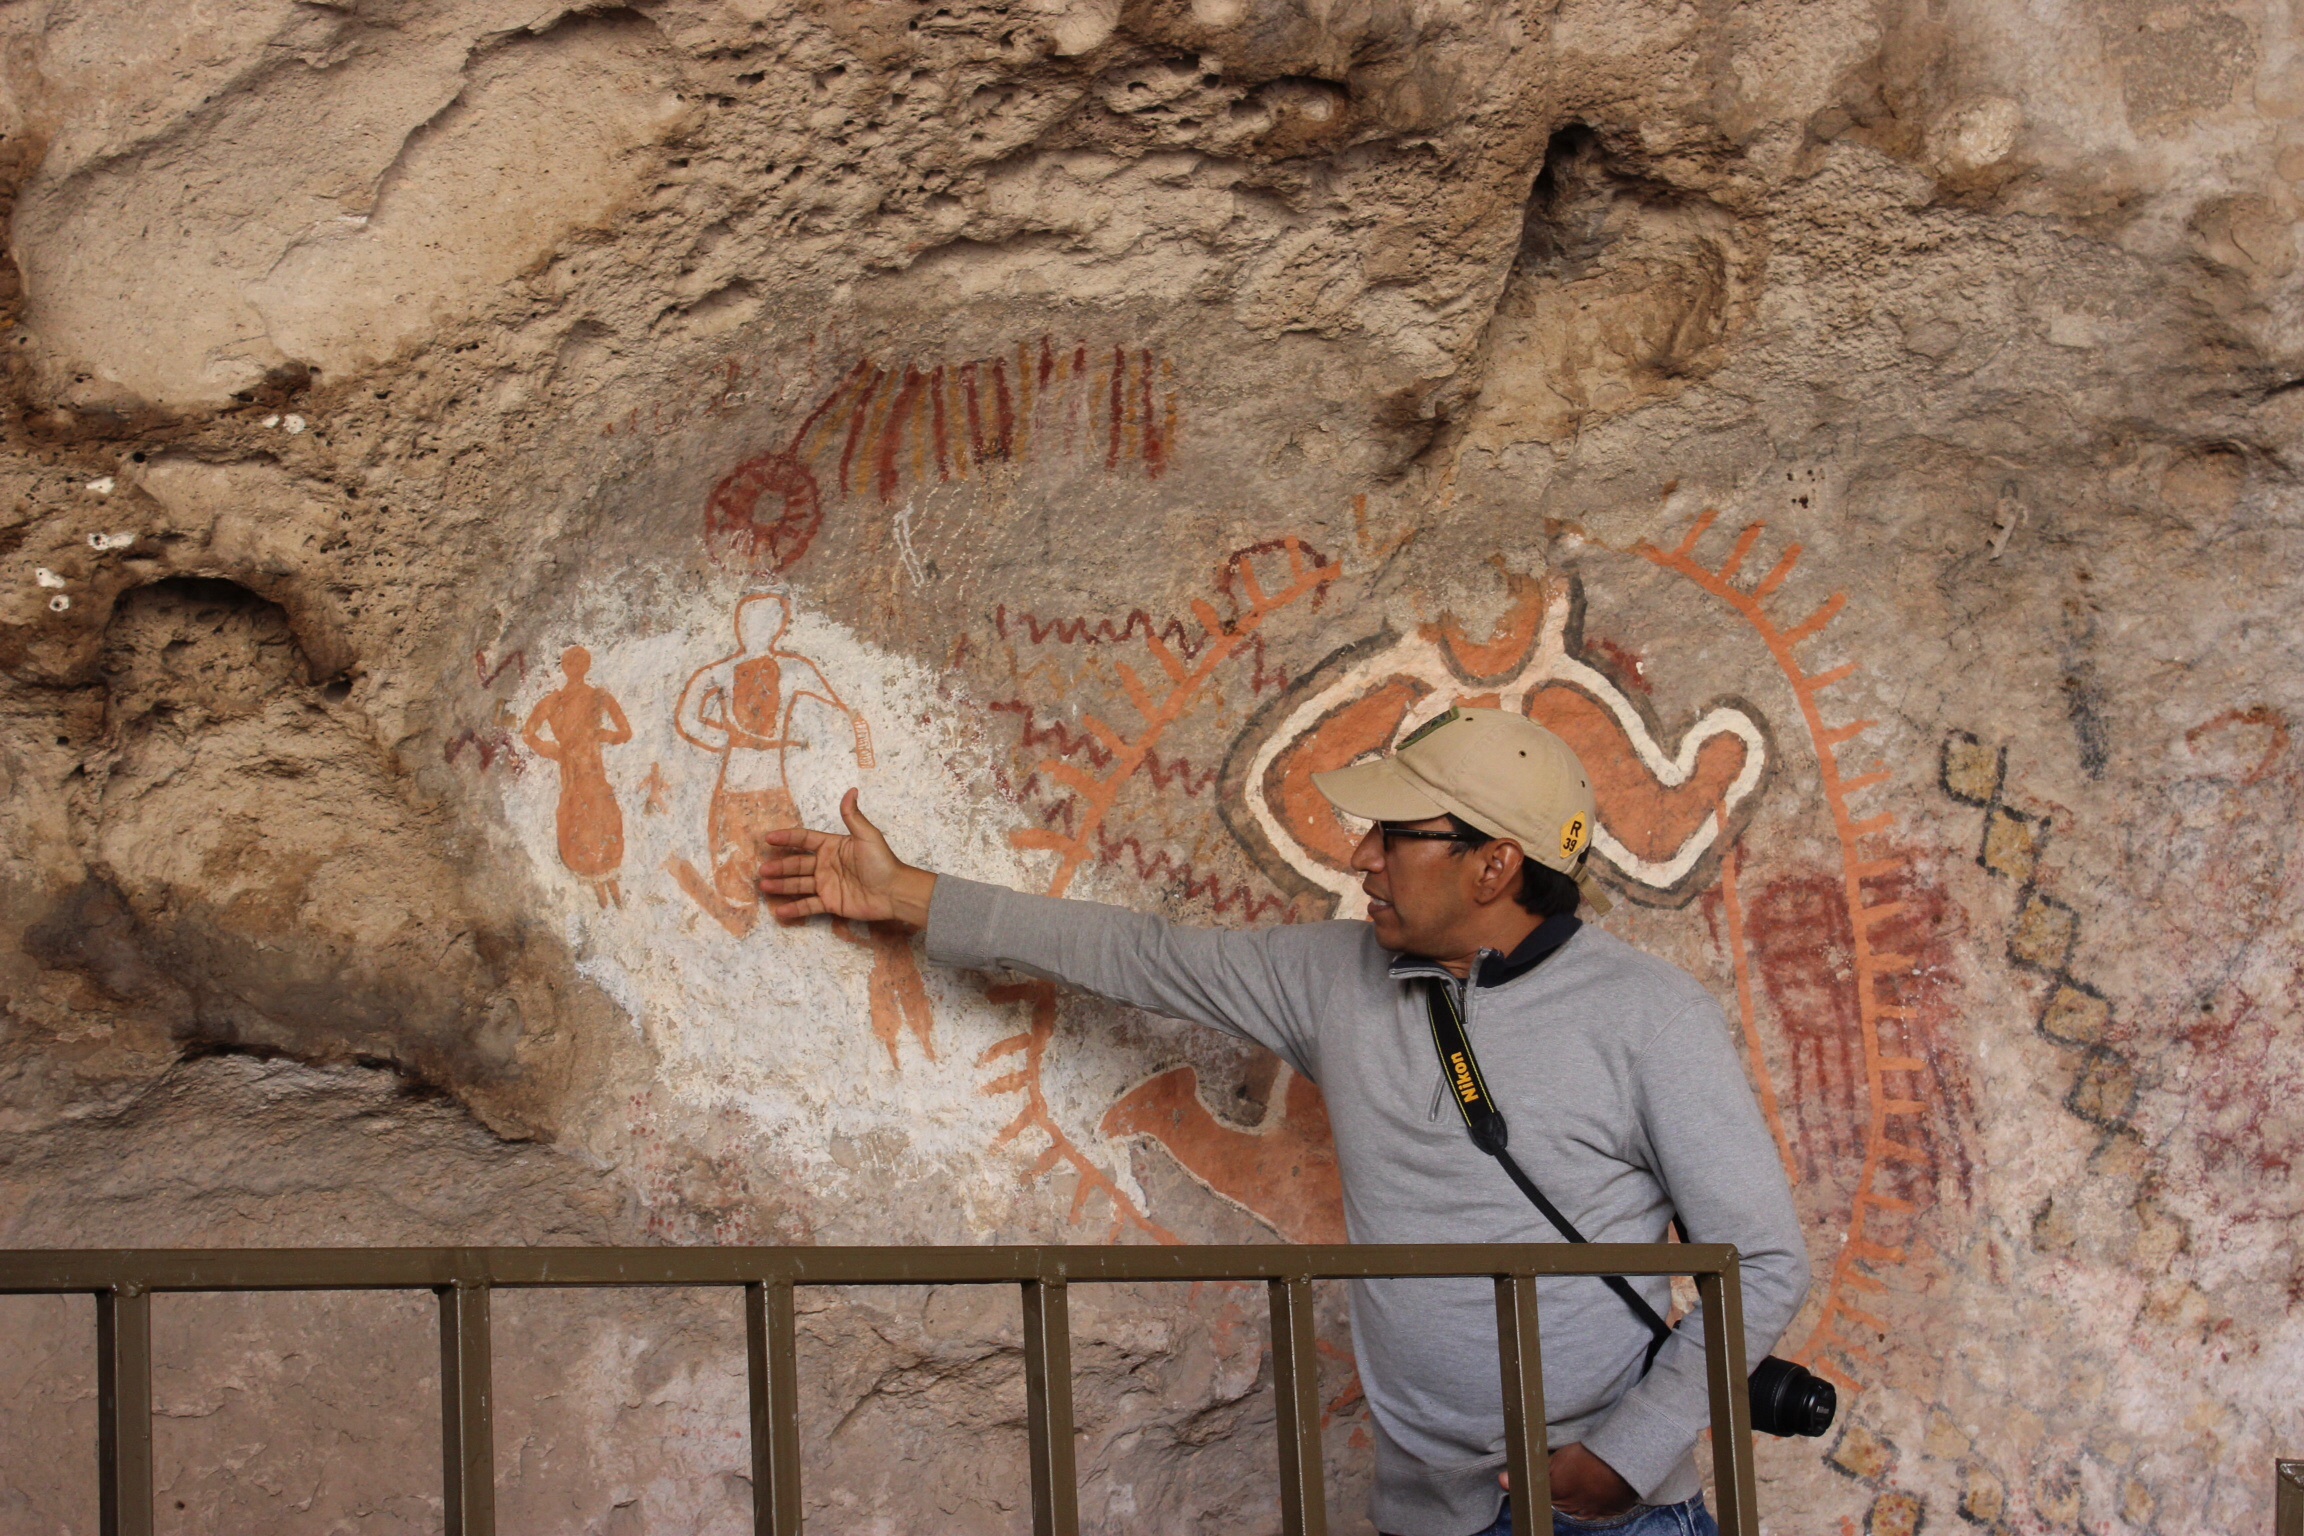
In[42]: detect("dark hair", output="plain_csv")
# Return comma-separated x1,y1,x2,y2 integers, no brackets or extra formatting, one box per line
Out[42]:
1445,815,1583,918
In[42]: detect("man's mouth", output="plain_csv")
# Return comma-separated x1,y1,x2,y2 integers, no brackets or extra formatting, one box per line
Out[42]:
1364,890,1394,915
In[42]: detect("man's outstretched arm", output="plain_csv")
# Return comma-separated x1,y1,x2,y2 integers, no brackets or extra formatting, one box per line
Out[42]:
758,789,936,926
757,791,1330,1075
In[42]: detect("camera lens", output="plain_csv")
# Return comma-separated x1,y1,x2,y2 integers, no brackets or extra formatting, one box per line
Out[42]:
1748,1356,1837,1438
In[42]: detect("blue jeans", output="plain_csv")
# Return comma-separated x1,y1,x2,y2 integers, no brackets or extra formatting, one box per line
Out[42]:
1476,1493,1718,1536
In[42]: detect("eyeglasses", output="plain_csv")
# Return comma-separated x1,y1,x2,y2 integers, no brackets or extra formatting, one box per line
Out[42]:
1377,821,1491,853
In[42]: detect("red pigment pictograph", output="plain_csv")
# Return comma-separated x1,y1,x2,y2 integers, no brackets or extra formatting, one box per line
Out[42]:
703,451,824,576
976,537,1340,1239
705,340,1180,575
1639,511,1951,1394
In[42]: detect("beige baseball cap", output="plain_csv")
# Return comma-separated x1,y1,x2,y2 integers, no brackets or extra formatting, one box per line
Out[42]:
1313,706,1611,905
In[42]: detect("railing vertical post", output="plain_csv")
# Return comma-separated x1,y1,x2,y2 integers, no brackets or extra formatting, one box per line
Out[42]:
437,1280,495,1536
1494,1274,1549,1536
1268,1277,1327,1536
96,1286,154,1536
1695,1261,1758,1536
1020,1277,1079,1536
2278,1461,2304,1536
746,1279,804,1536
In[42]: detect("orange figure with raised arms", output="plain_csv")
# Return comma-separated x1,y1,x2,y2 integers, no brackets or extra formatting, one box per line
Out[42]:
669,592,875,936
522,646,634,907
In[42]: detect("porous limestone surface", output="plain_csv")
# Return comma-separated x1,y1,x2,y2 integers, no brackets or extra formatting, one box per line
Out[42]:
0,0,2298,1530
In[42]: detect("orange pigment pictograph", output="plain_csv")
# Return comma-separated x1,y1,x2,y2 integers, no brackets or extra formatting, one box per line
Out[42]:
976,537,1340,1240
521,645,636,907
1639,511,1941,1394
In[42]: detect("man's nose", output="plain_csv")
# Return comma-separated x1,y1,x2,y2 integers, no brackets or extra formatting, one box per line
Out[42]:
1349,826,1385,874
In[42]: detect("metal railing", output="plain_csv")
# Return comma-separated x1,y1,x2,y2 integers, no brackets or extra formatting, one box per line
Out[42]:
1,1244,1759,1536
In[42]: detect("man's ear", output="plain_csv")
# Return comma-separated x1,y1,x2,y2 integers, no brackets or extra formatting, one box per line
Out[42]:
1475,840,1526,905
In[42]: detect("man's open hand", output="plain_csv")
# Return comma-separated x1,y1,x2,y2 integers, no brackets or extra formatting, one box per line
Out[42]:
758,789,937,928
1500,1443,1639,1521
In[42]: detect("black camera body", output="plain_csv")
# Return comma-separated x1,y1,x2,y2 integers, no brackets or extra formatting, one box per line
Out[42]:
1747,1354,1836,1437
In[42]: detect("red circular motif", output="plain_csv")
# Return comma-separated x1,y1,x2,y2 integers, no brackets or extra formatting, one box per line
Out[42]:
704,451,823,573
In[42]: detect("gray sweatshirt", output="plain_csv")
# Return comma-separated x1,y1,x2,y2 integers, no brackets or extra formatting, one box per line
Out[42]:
925,877,1810,1536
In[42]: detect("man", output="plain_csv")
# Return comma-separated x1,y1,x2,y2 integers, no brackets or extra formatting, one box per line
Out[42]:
760,706,1808,1536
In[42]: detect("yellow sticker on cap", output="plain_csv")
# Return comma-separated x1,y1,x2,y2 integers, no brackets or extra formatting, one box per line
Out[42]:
1560,815,1589,858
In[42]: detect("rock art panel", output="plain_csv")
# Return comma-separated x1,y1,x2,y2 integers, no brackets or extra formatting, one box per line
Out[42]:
4,0,2303,1529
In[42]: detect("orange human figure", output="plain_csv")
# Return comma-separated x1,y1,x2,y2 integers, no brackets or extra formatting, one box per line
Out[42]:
668,593,874,935
521,646,634,907
833,918,939,1066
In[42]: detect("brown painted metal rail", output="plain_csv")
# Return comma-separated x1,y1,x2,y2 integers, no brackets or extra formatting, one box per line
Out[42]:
1,1244,1759,1536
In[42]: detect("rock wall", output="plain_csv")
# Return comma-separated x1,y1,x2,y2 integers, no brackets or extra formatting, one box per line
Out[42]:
1,0,2299,1531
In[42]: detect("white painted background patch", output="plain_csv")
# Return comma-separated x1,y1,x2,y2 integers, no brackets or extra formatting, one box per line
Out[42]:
494,584,1155,1231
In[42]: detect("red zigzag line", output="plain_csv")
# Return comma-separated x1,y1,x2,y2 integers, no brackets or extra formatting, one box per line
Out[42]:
996,604,1211,660
989,702,1224,796
991,700,1113,767
991,615,1293,699
1089,828,1289,923
445,729,524,774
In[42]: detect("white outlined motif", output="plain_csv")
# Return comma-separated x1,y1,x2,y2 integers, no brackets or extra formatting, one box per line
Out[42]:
1234,572,1769,915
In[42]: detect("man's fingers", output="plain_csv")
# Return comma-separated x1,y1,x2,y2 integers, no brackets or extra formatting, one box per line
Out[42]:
755,874,820,896
761,825,831,851
755,852,817,878
765,896,825,923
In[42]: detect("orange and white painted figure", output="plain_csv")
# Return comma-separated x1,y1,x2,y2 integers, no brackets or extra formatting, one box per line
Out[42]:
521,645,635,907
1236,570,1768,916
670,592,875,934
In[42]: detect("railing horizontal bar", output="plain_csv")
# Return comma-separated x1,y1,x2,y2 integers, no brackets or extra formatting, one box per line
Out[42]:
0,1243,1739,1293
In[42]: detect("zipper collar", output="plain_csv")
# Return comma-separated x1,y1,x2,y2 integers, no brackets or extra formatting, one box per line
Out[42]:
1387,912,1583,989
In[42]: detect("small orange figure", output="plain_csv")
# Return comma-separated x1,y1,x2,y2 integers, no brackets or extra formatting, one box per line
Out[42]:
832,918,939,1067
639,763,672,815
521,646,634,907
669,593,874,935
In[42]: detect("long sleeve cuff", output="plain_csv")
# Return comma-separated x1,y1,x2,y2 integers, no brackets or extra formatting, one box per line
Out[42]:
923,874,1011,969
1579,1389,1701,1505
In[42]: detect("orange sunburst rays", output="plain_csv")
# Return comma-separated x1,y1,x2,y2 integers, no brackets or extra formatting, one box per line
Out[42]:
1640,510,1928,1396
974,537,1342,1241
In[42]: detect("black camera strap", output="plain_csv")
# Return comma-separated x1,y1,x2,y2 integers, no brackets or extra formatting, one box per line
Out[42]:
1423,977,1672,1371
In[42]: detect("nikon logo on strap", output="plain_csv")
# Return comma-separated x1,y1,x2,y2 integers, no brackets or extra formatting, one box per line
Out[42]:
1450,1051,1480,1105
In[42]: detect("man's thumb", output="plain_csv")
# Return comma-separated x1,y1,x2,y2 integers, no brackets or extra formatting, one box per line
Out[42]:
839,787,877,840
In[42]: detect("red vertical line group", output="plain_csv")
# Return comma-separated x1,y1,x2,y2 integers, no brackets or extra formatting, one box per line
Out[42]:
1013,340,1036,462
875,369,927,504
1138,349,1164,478
1068,343,1088,456
991,358,1016,461
1123,351,1142,466
1106,346,1127,470
1161,359,1179,470
837,366,887,497
929,366,952,481
909,375,931,491
789,357,876,466
962,362,987,468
